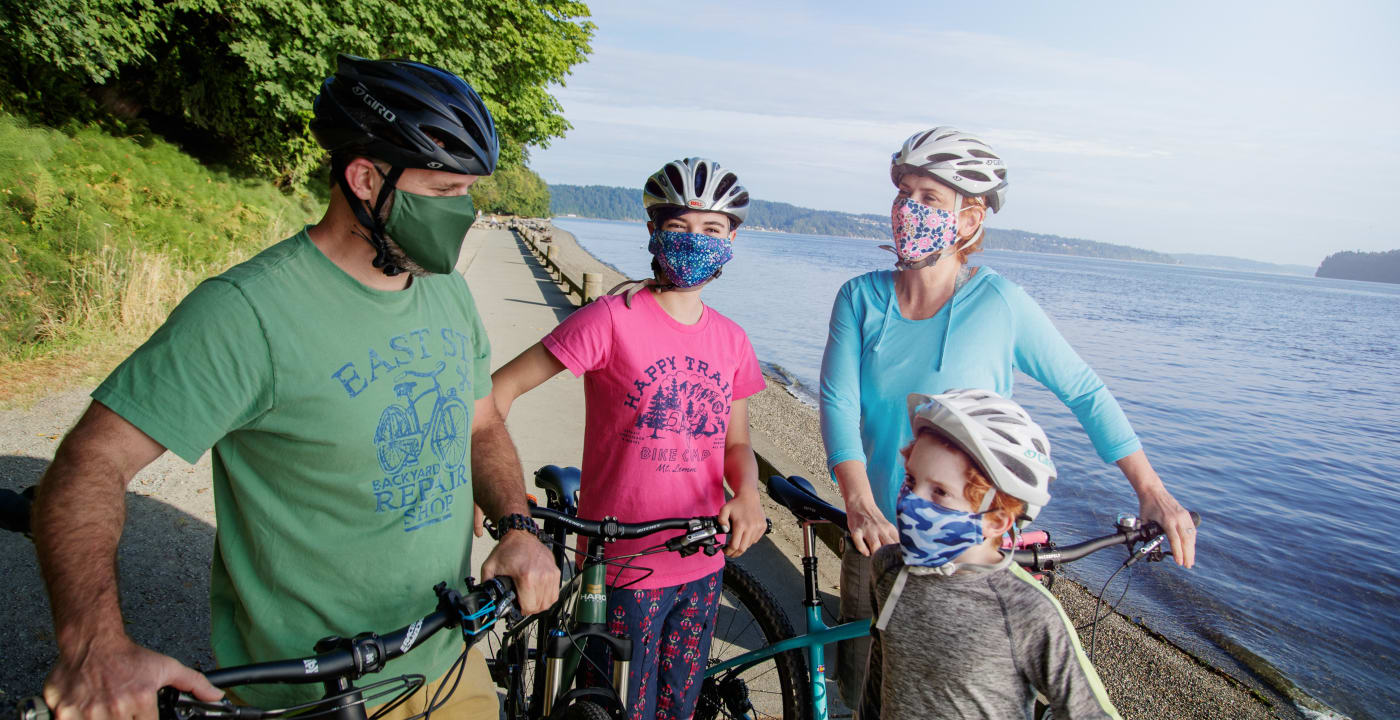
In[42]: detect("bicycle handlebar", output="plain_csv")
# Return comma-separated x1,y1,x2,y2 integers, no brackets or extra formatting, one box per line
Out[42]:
1014,511,1201,571
527,505,721,541
18,577,517,720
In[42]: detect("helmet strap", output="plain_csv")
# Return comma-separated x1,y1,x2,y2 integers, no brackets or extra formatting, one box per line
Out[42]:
337,162,406,277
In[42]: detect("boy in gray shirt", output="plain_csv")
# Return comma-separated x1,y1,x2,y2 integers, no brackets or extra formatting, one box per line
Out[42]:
862,390,1120,720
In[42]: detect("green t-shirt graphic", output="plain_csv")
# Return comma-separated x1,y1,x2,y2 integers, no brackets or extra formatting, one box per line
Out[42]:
94,229,491,708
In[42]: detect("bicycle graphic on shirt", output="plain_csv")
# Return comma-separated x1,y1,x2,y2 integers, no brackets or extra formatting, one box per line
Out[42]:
373,361,470,474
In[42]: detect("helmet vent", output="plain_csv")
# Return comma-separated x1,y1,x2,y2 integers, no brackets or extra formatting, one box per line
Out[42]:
1032,438,1048,455
989,428,1018,445
993,451,1038,487
958,170,992,183
664,165,687,196
644,178,666,199
969,409,999,416
694,163,709,195
968,149,997,158
713,173,737,199
729,191,750,209
925,153,961,164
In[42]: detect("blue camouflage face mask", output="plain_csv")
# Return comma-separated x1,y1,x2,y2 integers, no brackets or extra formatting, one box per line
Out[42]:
896,485,986,569
648,230,733,288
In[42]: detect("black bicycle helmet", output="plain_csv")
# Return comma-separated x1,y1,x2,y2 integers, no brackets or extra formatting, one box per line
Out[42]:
311,54,499,175
311,55,498,275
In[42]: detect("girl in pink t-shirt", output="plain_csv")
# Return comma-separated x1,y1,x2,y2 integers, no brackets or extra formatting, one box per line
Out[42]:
489,157,767,720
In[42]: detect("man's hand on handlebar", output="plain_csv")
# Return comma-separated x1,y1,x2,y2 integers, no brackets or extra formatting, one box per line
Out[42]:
43,634,221,720
717,490,766,558
480,529,560,615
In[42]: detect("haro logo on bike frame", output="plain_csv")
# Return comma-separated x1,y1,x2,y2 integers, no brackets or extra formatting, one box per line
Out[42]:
303,659,318,674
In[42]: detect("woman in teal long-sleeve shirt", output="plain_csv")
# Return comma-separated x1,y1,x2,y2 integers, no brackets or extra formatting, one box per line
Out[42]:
820,127,1196,707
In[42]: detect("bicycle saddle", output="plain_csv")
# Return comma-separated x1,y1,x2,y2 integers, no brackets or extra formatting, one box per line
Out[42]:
766,475,848,533
534,465,580,514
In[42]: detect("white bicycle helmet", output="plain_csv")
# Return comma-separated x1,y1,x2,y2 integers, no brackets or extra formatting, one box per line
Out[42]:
891,127,1008,213
642,157,750,227
907,389,1054,526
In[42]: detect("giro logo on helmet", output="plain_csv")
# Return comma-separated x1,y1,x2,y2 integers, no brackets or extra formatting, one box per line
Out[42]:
351,82,397,123
426,161,443,169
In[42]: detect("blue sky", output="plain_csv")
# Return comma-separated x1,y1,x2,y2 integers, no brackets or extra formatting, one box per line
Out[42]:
527,1,1399,266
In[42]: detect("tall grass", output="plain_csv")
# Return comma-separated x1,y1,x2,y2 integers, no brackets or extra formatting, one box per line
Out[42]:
0,113,320,370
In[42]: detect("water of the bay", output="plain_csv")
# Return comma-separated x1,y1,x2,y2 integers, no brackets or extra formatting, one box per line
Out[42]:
551,217,1399,720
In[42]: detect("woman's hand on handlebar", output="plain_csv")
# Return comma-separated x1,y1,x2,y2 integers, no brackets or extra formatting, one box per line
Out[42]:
480,529,560,615
1137,485,1196,568
718,490,766,558
43,634,222,720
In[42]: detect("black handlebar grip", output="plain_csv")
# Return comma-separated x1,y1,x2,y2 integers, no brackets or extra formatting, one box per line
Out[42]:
18,697,51,720
1,488,34,534
489,575,516,598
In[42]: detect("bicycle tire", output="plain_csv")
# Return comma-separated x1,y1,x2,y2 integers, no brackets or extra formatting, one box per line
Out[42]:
696,559,812,720
562,699,612,720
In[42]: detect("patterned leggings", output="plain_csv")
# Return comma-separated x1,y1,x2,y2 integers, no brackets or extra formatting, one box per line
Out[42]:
581,569,723,720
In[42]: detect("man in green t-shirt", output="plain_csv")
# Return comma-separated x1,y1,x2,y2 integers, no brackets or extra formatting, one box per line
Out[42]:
32,55,560,720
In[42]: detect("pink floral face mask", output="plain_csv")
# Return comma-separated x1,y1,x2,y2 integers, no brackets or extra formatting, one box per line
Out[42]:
880,197,961,268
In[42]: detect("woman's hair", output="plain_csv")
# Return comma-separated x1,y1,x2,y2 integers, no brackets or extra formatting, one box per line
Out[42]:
918,428,1025,532
953,194,988,264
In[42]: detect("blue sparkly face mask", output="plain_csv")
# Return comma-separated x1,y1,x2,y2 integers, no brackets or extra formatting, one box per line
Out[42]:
648,230,733,288
896,484,986,569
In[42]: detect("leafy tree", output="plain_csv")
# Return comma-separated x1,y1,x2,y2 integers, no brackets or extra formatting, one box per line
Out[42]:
0,0,595,186
471,165,550,217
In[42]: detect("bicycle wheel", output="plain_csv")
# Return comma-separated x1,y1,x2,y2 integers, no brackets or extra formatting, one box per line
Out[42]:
483,611,542,719
696,559,811,720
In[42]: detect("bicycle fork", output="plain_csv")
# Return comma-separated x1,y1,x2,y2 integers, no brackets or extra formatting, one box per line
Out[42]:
541,539,631,716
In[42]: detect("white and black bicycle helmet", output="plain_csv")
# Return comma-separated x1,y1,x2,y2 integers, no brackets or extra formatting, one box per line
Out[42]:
891,127,1008,213
907,389,1054,527
642,157,750,227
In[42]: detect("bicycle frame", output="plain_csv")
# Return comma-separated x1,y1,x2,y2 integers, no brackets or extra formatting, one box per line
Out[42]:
703,520,868,720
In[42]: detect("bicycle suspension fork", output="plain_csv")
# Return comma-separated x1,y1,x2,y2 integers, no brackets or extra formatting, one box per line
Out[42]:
541,538,630,716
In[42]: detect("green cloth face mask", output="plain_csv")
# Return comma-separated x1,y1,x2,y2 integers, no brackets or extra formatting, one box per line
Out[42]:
383,189,477,274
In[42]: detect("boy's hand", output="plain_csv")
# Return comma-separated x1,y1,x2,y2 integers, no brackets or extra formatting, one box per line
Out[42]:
718,491,766,558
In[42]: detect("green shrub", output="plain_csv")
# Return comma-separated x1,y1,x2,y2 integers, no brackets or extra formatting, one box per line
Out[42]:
0,0,594,186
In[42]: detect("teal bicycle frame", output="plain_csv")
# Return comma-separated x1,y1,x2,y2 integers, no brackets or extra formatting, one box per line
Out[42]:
704,520,871,720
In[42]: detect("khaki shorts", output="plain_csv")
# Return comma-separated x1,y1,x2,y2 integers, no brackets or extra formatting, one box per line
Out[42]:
375,648,498,720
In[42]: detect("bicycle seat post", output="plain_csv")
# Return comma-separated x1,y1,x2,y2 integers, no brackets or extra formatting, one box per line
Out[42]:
800,521,823,609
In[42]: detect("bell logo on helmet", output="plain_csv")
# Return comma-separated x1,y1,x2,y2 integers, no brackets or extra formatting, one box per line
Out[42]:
687,199,704,208
351,82,397,123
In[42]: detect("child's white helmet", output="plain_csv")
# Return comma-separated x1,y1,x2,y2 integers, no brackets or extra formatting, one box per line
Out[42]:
906,389,1054,526
891,127,1008,213
642,157,750,226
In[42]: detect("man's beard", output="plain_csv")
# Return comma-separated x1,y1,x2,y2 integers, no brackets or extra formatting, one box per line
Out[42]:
381,233,433,278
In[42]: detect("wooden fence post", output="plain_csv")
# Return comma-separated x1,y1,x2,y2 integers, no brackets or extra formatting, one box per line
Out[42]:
583,272,602,304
